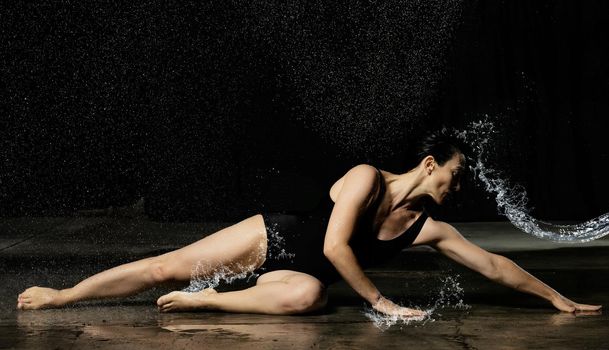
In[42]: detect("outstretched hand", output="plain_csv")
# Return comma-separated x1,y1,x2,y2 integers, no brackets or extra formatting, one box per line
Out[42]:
551,294,602,313
372,296,428,318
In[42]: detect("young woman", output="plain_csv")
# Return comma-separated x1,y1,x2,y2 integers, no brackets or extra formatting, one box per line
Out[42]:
17,132,601,316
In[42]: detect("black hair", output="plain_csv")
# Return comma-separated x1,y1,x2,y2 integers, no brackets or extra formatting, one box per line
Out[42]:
416,128,469,166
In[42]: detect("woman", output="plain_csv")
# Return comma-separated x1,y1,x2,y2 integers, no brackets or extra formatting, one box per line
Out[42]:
17,132,601,316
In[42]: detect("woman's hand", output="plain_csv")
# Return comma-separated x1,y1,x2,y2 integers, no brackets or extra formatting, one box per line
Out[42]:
551,294,602,313
372,296,428,318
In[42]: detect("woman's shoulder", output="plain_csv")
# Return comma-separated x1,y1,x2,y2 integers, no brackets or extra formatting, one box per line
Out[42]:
340,164,380,189
330,164,380,202
345,164,379,177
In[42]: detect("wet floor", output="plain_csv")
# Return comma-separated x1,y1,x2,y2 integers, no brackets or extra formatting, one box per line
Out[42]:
1,217,608,349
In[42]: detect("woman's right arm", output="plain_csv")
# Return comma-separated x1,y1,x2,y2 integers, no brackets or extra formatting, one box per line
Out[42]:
323,165,381,304
323,165,426,318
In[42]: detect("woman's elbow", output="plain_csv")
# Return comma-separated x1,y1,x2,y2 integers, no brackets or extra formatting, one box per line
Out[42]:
483,254,505,281
323,243,344,260
323,245,336,259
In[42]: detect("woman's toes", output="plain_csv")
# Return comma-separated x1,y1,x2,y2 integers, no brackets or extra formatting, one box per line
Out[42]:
157,292,176,307
160,302,173,313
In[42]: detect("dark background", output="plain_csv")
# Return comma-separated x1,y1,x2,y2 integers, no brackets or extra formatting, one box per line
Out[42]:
1,0,608,223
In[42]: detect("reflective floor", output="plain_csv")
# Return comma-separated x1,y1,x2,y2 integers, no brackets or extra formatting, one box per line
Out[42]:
1,217,607,349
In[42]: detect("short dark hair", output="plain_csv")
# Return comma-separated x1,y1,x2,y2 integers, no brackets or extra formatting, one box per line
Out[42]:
416,128,468,166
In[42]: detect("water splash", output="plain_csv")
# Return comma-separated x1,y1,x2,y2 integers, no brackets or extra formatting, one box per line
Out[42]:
363,275,470,330
432,275,470,311
265,221,296,261
182,262,260,293
455,117,609,243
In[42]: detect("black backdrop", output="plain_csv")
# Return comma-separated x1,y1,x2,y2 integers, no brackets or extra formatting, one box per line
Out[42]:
1,0,608,223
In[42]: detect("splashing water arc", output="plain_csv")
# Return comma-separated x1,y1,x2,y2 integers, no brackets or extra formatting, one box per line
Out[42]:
455,119,609,243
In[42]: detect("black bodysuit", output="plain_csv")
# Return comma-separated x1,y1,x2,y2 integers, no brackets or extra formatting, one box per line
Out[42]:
255,167,429,286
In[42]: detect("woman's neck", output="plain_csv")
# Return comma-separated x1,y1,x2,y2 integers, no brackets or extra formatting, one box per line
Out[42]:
384,166,429,211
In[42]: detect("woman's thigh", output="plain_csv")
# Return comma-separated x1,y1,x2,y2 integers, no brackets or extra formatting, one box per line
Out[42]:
159,214,268,281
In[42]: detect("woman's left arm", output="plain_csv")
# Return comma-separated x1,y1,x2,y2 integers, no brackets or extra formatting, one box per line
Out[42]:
431,221,602,312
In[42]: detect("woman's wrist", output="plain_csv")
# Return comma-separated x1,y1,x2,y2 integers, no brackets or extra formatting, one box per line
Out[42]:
549,291,563,303
369,292,383,306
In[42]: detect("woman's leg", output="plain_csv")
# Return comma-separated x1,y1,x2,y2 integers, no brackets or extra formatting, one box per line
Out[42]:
17,214,268,310
156,270,328,315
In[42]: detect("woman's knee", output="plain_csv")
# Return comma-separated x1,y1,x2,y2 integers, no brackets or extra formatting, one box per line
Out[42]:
279,279,327,314
147,257,174,284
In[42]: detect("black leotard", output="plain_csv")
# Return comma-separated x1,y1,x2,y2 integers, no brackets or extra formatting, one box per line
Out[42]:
255,167,429,286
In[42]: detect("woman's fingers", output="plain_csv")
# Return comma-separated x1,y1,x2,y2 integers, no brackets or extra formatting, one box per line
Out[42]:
388,306,427,318
372,296,427,318
398,307,427,317
554,299,602,313
575,303,602,311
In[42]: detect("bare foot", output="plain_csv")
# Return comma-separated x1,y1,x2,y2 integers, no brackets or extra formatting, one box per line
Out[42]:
17,287,65,310
156,288,218,313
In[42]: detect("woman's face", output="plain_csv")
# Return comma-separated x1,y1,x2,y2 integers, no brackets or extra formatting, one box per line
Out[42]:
429,152,465,205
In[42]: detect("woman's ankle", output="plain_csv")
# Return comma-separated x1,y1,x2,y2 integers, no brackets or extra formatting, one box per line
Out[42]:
195,289,218,309
56,288,75,306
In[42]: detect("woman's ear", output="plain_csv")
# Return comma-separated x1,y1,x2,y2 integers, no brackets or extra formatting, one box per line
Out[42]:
423,155,435,175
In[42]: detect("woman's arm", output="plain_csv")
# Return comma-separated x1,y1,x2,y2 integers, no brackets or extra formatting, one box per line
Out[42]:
431,220,602,312
322,165,424,317
323,165,382,304
322,165,427,316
